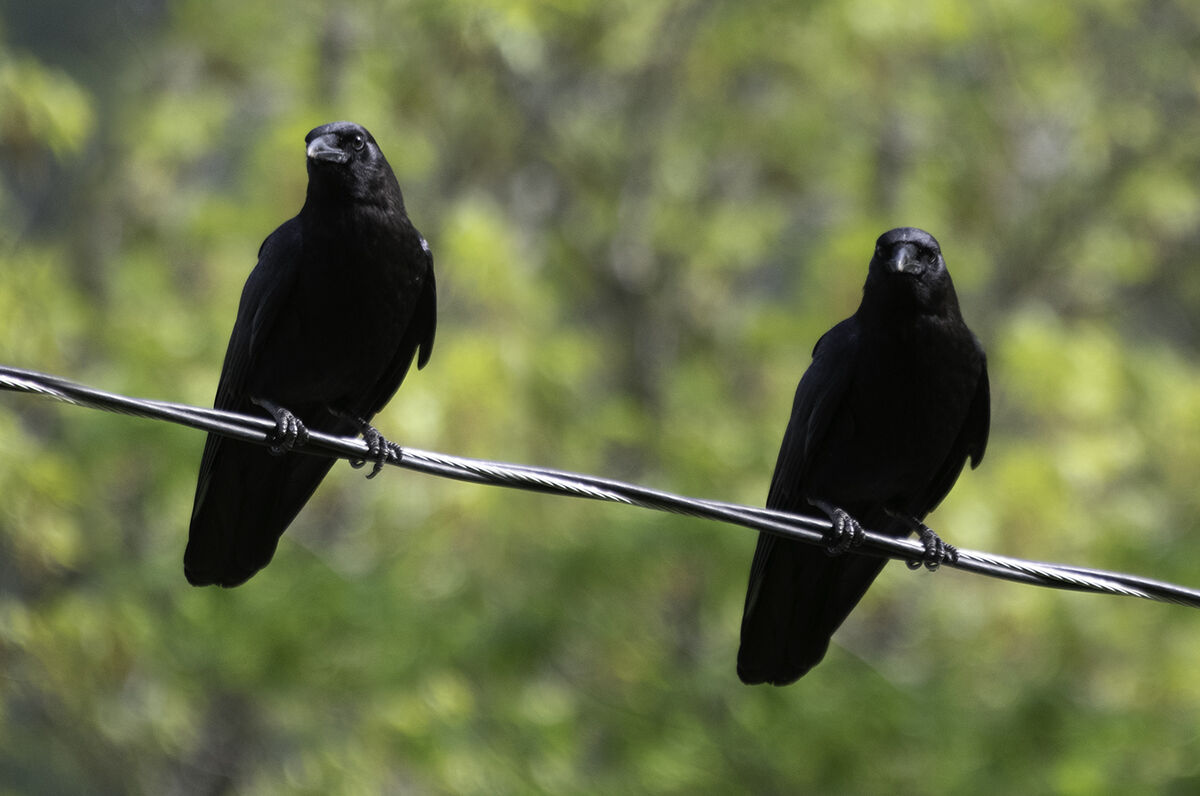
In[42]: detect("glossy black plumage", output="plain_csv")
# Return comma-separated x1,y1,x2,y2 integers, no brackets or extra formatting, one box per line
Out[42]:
738,228,989,685
185,121,436,587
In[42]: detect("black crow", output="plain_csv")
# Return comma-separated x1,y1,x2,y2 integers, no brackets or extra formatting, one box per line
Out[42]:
185,121,436,587
738,227,989,684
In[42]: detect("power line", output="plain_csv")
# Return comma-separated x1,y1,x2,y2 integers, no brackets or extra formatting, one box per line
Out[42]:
3,363,1199,608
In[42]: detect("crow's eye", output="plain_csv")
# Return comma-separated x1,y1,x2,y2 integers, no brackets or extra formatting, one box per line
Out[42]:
352,133,366,151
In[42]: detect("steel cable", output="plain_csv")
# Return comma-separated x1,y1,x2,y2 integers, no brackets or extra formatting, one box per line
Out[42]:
3,364,1198,608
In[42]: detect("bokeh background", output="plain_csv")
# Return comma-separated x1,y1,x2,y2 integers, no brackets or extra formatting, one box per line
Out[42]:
3,1,1200,793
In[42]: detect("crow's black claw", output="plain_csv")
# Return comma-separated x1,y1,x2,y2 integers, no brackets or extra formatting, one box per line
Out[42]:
812,500,866,556
905,523,958,571
253,399,309,455
338,414,398,478
363,442,402,479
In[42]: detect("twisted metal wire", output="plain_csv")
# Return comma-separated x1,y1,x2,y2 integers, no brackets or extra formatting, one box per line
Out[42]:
3,363,1198,608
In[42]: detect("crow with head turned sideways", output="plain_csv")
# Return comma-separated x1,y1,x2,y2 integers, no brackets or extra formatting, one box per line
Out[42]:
738,227,989,685
185,121,436,588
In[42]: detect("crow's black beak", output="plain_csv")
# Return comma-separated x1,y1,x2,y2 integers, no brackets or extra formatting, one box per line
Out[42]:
887,243,920,275
306,133,347,164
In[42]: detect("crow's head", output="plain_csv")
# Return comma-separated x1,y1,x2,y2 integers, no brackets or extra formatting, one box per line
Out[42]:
304,121,402,208
864,227,958,316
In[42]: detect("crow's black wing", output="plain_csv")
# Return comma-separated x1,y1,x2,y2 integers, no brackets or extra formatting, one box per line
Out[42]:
190,222,302,520
762,319,859,511
739,319,885,685
908,347,989,518
350,239,437,422
185,220,335,587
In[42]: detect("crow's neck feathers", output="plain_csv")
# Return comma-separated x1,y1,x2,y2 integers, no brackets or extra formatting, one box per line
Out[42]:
857,247,965,331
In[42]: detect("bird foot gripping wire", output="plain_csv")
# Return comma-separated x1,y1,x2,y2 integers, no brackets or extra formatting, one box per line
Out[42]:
341,417,401,478
812,500,866,556
903,520,959,571
252,398,310,455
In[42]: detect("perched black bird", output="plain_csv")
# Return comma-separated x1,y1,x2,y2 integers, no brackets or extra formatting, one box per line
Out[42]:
738,227,989,685
185,121,436,587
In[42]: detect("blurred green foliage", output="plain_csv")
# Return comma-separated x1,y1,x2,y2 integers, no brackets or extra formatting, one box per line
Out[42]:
2,0,1200,792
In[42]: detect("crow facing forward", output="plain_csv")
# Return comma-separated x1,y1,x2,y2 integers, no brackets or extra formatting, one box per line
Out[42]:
186,121,436,587
738,227,989,685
